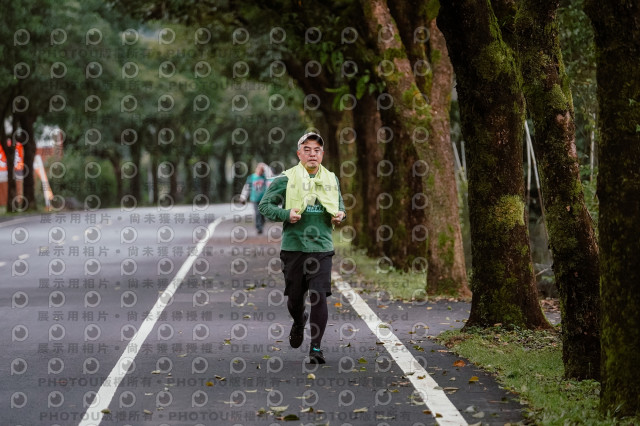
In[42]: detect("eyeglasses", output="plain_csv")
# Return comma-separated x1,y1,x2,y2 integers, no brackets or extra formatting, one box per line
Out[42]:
302,147,323,155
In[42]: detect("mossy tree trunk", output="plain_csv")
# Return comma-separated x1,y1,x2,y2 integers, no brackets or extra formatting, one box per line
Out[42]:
353,93,385,256
438,0,549,328
388,0,469,296
585,0,640,416
361,0,470,296
512,0,601,380
360,0,429,275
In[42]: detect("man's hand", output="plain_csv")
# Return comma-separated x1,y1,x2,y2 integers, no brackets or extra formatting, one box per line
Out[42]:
289,208,302,223
331,211,345,225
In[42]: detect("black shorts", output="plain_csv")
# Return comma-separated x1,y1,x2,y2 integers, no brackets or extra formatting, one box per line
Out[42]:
280,250,334,297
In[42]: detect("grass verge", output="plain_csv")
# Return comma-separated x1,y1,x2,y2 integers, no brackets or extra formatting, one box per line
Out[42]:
332,232,428,300
437,327,640,425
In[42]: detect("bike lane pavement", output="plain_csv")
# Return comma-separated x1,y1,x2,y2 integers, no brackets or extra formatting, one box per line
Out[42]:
82,217,527,426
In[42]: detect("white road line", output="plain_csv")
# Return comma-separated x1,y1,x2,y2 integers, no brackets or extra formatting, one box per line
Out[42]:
333,273,468,426
78,216,224,426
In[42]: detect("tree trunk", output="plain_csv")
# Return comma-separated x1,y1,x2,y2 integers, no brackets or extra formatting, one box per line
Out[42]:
183,154,193,203
283,57,343,172
151,154,159,204
515,0,600,380
19,114,37,211
423,18,469,296
438,0,549,328
169,159,178,202
585,0,640,416
129,136,142,202
361,0,469,295
108,150,123,203
389,0,468,294
353,93,384,256
359,0,431,274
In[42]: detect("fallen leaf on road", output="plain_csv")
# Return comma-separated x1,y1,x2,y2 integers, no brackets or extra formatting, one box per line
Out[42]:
205,381,214,387
469,376,479,383
307,373,316,380
353,407,368,413
101,409,111,414
453,360,465,367
377,414,395,420
277,414,300,421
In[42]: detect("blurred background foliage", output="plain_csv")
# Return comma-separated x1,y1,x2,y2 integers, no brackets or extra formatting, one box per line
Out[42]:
0,0,600,293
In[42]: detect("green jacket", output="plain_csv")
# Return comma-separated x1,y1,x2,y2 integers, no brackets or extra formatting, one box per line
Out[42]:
258,174,345,252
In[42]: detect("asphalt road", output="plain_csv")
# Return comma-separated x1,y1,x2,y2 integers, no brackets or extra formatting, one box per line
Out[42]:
1,203,530,426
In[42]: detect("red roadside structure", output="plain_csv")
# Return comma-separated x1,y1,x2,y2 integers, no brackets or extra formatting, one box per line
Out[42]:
0,128,62,209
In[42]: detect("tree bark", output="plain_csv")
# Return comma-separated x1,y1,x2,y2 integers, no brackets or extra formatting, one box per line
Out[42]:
129,135,142,203
167,159,178,202
359,0,428,272
353,92,384,256
515,0,600,380
183,154,193,203
438,0,549,328
362,0,469,295
151,154,159,204
585,0,640,416
387,0,469,295
107,149,123,203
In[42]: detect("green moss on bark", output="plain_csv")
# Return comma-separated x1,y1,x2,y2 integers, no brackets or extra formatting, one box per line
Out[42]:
484,195,526,236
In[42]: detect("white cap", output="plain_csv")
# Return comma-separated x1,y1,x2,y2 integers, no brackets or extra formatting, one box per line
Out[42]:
296,132,324,149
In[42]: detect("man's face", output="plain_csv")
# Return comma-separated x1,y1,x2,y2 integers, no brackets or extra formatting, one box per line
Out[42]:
297,139,324,172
